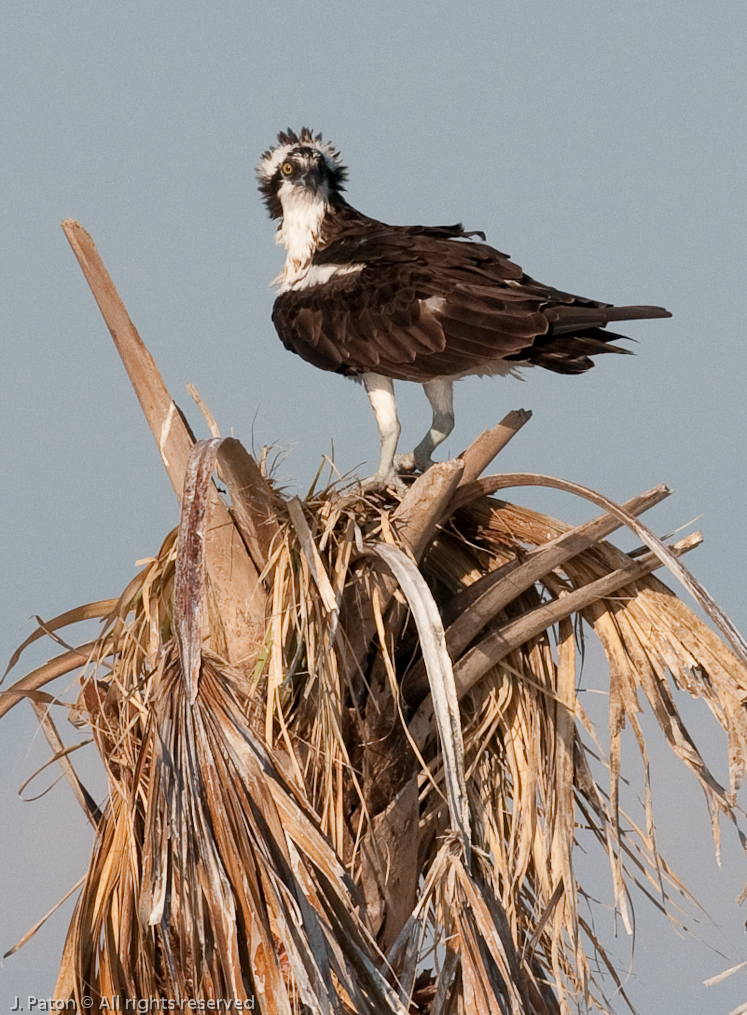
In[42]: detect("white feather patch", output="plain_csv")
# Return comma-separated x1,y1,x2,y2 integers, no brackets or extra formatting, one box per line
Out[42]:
275,179,329,266
259,142,296,180
277,262,364,294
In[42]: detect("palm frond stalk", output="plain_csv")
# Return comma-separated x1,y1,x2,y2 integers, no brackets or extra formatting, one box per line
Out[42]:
3,221,747,1015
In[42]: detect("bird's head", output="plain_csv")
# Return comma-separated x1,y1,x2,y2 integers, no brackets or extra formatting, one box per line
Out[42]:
257,128,347,220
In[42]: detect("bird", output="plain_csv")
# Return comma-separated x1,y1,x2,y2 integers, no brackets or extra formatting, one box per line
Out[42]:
257,128,671,492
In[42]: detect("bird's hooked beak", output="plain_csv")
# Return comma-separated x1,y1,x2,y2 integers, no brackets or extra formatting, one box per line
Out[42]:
298,161,325,193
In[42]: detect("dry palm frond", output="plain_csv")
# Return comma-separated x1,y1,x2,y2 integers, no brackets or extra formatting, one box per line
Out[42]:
6,429,747,1014
4,221,747,1014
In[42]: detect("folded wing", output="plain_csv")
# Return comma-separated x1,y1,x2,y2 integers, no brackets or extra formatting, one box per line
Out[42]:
271,227,670,382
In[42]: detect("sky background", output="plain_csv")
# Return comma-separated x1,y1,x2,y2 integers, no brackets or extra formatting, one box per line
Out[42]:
1,2,745,1011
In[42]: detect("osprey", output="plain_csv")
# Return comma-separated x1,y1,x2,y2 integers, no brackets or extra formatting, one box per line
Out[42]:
257,128,670,490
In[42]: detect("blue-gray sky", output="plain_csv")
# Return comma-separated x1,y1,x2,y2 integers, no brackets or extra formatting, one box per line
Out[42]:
1,3,745,1011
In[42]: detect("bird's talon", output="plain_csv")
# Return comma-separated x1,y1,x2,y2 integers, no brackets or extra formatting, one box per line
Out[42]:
361,472,408,496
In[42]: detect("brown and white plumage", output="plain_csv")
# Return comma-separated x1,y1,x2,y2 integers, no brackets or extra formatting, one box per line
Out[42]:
258,128,671,489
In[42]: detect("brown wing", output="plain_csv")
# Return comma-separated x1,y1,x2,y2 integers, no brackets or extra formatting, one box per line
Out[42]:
271,227,669,382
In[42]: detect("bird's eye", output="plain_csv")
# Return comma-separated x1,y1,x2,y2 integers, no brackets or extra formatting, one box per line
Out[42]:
281,161,294,176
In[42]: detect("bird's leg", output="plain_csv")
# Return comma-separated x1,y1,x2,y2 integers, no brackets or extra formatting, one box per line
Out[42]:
361,372,406,493
395,378,454,473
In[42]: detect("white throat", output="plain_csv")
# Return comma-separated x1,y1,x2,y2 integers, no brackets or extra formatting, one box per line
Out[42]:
275,181,329,286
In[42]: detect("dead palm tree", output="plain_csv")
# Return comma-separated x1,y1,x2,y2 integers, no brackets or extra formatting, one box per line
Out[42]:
3,220,747,1015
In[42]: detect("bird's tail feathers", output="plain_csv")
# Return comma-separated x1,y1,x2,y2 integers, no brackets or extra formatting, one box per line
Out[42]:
509,328,633,375
602,305,671,322
550,304,671,334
